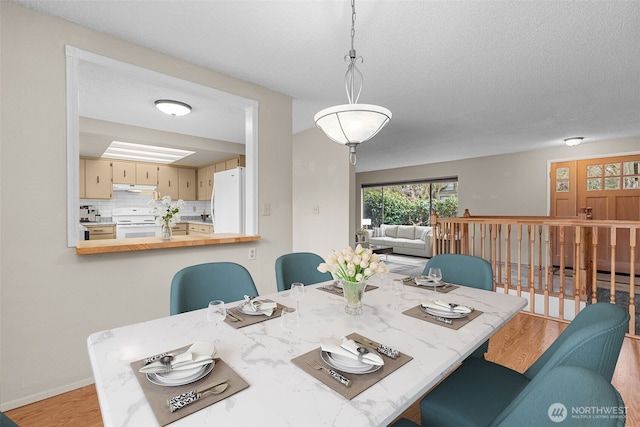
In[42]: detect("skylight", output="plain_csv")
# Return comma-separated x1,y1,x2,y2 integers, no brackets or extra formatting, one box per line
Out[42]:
102,141,195,164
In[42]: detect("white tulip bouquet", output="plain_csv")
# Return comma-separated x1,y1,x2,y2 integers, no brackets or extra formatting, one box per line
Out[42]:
148,196,185,227
317,244,388,283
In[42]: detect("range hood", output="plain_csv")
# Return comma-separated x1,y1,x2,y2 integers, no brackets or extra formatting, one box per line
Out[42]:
112,184,157,193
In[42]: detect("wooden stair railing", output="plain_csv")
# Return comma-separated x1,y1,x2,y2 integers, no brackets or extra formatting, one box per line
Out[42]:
431,210,638,338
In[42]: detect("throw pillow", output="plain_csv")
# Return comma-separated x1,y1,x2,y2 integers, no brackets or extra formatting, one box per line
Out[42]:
397,225,415,239
383,225,398,238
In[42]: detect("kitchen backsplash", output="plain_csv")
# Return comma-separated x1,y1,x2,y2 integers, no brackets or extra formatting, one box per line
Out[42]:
81,191,211,221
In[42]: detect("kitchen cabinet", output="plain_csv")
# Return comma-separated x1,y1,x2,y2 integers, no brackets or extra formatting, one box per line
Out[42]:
84,224,116,240
197,164,215,201
171,223,188,236
178,168,196,200
136,163,158,185
79,159,86,198
214,161,226,173
188,223,213,235
112,161,136,184
84,159,112,199
225,155,245,170
157,165,179,199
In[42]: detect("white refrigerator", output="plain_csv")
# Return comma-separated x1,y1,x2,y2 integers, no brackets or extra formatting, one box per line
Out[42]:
211,167,245,233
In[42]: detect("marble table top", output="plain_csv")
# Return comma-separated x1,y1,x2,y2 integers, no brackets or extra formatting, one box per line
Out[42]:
87,273,527,426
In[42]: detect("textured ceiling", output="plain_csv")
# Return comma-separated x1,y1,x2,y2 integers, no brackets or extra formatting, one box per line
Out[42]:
11,0,640,172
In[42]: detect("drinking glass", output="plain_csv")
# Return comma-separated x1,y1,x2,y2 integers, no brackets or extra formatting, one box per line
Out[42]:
391,279,404,310
280,307,300,353
380,271,390,291
428,267,442,294
207,300,226,342
290,282,305,313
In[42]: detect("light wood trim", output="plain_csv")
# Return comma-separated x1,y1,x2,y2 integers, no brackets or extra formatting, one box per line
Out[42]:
76,233,260,254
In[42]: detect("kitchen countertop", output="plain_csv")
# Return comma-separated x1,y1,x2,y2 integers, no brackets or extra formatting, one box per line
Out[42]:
80,221,116,226
76,233,260,255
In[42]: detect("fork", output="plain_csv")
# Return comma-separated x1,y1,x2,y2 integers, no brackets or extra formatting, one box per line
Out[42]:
307,360,351,387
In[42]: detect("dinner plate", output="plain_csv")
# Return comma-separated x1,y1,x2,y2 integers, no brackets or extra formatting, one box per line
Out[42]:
321,351,382,374
414,277,447,287
236,301,271,316
420,305,467,319
146,361,214,386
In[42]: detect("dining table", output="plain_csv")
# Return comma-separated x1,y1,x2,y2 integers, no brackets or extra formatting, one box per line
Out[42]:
87,273,527,426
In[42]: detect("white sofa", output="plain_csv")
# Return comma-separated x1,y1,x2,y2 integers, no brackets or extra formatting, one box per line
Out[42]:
367,224,433,258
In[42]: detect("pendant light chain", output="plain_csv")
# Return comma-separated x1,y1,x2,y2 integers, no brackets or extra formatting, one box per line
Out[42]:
345,0,363,105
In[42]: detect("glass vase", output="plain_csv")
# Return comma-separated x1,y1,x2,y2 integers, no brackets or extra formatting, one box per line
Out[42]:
162,222,172,240
340,279,367,315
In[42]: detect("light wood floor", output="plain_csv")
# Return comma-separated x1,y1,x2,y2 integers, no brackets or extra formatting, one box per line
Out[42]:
5,313,639,427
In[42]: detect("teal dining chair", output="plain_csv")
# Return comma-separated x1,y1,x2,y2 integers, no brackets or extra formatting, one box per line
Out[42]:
275,252,332,292
170,262,258,315
418,302,629,427
392,365,626,427
423,254,494,358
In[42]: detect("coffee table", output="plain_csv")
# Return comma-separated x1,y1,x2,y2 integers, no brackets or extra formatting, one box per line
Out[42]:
370,245,393,259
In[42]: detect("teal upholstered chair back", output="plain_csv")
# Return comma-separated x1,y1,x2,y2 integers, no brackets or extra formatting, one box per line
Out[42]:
524,302,628,382
170,262,258,315
492,366,626,427
1,412,19,427
424,254,494,357
275,252,332,292
423,254,493,291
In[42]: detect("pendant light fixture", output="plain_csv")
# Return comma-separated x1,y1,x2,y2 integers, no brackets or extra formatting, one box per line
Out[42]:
314,0,391,165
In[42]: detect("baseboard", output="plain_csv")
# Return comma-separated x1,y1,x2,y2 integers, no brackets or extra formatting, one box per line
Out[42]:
0,377,95,412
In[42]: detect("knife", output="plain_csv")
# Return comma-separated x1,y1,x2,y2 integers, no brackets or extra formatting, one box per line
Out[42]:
355,337,399,359
167,378,228,412
227,311,244,322
430,314,453,325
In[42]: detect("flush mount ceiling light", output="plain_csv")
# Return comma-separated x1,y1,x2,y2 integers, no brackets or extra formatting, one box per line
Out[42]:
154,99,192,116
102,141,195,164
314,0,391,165
564,137,584,147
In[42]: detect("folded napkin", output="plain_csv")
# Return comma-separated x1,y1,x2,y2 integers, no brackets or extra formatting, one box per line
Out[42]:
243,295,277,316
421,299,472,314
320,338,384,366
139,341,216,373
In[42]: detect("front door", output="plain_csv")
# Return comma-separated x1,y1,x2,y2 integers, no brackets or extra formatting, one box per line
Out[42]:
551,155,640,274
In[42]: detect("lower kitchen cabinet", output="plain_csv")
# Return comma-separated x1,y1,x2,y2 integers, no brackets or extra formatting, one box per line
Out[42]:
171,223,188,236
188,223,213,235
84,224,116,240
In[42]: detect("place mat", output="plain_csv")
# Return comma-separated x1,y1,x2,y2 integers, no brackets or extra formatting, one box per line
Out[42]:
401,277,459,293
316,283,379,296
291,332,412,400
402,305,483,330
224,302,288,329
131,346,249,426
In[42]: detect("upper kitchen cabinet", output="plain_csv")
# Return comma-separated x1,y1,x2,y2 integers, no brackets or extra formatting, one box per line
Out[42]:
225,155,246,170
197,164,215,201
178,168,197,200
157,165,179,200
112,161,136,185
79,159,86,198
84,159,112,199
136,163,158,185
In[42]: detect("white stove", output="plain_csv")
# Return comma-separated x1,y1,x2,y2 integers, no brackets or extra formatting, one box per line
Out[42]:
112,207,161,239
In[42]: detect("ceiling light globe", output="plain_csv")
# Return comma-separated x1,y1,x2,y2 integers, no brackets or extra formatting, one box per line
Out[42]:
154,99,192,116
314,104,392,145
564,137,584,147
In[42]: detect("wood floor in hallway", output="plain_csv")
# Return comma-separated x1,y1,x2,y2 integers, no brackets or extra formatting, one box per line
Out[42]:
5,312,639,426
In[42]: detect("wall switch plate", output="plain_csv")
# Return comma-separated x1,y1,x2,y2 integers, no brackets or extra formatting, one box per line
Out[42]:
313,205,319,214
262,203,270,216
248,247,256,260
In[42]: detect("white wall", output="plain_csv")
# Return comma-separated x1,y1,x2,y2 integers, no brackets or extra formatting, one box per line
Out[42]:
0,2,294,409
292,128,352,258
